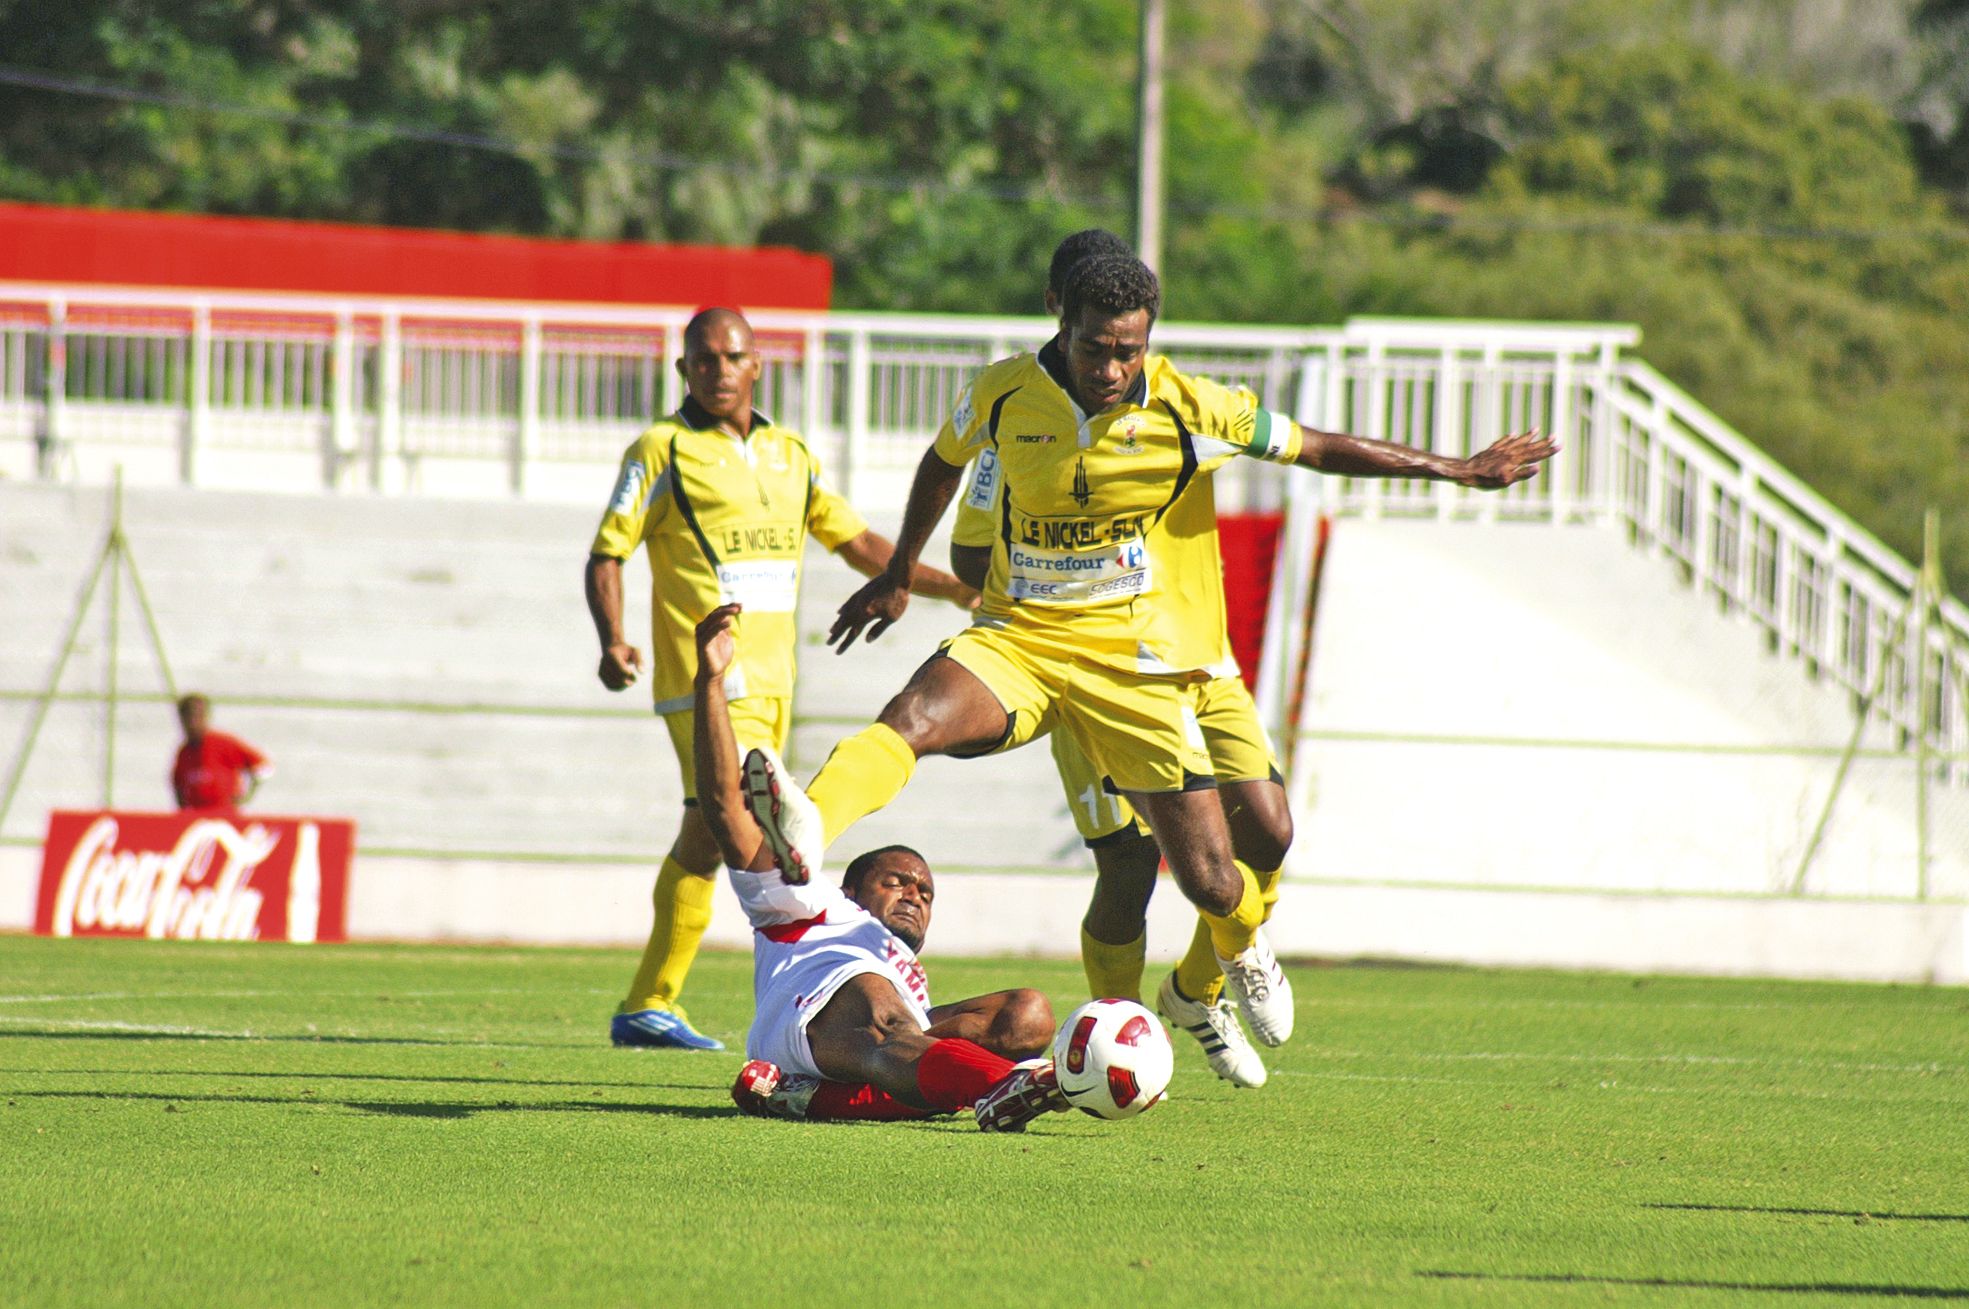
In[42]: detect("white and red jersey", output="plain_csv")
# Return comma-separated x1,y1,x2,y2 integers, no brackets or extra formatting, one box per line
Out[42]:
731,868,933,1078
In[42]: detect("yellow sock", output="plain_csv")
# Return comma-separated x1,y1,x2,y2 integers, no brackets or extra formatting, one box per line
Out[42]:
1198,859,1265,959
1256,862,1284,923
1174,918,1226,1006
1080,925,1146,1003
1176,861,1281,1004
621,856,717,1013
806,723,916,844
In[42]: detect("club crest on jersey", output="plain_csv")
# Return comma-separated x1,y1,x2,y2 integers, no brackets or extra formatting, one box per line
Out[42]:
1070,457,1092,509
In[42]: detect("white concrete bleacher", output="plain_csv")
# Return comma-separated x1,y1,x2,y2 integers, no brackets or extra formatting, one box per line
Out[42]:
0,478,1081,949
0,475,1082,851
3,477,1964,978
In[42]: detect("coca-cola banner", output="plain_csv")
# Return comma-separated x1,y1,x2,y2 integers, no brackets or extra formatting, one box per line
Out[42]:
34,811,354,943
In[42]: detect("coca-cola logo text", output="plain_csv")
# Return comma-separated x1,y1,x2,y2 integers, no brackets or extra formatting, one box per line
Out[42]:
35,810,354,945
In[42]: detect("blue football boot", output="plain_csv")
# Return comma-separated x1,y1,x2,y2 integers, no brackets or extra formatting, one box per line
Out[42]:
610,1007,724,1050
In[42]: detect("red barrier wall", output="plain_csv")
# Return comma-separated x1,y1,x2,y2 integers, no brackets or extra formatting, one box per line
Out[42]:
0,201,832,309
1219,512,1284,690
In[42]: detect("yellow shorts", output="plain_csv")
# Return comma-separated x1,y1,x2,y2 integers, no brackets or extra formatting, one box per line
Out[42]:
941,625,1213,796
1193,676,1282,786
661,695,791,802
1052,675,1281,847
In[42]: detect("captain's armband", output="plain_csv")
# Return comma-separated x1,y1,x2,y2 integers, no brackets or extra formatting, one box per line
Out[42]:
1246,408,1302,463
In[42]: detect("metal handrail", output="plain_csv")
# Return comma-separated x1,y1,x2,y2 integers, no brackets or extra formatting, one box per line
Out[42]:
3,280,1960,760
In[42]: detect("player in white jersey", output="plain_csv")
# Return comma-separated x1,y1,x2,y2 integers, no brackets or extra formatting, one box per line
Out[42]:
690,604,1072,1129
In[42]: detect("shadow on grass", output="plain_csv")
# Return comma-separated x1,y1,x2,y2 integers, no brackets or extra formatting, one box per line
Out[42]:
0,1029,599,1050
1,1029,475,1047
4,1088,733,1119
1,1066,688,1092
1417,1271,1969,1300
349,1100,735,1120
1646,1202,1969,1224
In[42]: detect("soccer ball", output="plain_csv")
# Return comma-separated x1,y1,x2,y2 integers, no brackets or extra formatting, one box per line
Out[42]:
1051,998,1174,1120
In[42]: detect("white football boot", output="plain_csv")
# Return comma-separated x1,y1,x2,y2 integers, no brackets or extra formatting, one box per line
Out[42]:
1156,973,1267,1088
1213,928,1294,1047
742,747,825,884
974,1059,1071,1132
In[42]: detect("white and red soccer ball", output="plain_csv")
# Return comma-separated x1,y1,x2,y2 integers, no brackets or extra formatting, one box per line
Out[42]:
1051,998,1174,1119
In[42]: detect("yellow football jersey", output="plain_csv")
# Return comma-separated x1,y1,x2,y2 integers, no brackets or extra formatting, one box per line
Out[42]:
936,343,1299,676
592,399,867,711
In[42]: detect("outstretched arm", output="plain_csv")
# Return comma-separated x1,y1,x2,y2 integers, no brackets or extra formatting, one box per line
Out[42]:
834,530,979,608
829,446,967,652
1294,425,1555,489
691,605,773,873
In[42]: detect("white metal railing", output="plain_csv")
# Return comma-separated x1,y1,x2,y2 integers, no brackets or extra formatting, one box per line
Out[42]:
1,281,1962,759
1601,360,1969,769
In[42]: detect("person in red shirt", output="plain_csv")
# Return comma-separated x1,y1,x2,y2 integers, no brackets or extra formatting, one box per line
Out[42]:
171,694,270,811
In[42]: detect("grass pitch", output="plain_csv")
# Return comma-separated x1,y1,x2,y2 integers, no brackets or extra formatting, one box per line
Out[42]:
2,937,1967,1307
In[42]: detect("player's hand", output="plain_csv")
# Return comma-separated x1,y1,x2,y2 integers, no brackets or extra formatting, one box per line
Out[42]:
830,572,910,653
950,584,982,612
694,603,742,680
598,642,643,691
1458,428,1556,490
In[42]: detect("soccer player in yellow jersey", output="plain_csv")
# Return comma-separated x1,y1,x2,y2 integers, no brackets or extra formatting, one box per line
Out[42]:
586,307,973,1049
740,255,1554,1050
949,229,1291,1087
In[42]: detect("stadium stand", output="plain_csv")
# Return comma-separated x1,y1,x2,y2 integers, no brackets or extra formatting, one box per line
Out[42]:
4,280,1965,977
0,483,1044,864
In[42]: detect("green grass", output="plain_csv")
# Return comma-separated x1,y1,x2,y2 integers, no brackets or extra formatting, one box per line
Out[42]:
2,938,1967,1307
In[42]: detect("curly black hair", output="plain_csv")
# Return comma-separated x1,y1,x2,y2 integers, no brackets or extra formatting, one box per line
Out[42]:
1047,229,1132,299
1059,253,1160,328
841,843,928,896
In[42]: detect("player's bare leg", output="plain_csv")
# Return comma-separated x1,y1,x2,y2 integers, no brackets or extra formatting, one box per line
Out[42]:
1079,824,1267,1086
1167,773,1294,1023
926,988,1055,1060
748,654,1011,879
1222,779,1293,877
751,974,1065,1130
1081,831,1160,1002
871,653,1013,756
1129,788,1294,1046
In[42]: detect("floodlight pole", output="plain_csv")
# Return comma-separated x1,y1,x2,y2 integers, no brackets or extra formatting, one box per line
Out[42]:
1135,0,1166,275
105,469,122,807
0,511,116,831
1914,509,1941,900
0,468,179,835
1789,508,1946,898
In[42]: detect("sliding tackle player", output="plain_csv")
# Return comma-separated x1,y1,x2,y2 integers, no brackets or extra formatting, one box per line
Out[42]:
692,604,1071,1131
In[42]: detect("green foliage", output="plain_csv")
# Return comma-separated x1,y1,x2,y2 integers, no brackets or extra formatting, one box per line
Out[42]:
1492,44,1930,229
0,1,1967,583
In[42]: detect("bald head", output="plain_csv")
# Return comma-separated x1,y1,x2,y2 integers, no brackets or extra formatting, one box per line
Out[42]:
678,307,761,431
683,306,753,353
